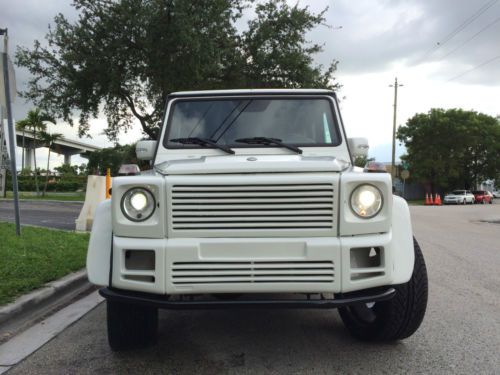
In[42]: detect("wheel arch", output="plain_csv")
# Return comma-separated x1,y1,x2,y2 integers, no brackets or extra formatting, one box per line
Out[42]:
86,199,112,286
390,196,415,284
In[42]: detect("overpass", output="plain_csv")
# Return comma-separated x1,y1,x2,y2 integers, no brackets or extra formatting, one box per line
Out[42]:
16,130,101,168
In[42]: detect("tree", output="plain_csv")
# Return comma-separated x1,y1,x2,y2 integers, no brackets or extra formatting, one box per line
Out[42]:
16,0,339,140
397,108,500,192
55,163,79,176
39,131,63,196
15,109,55,195
86,143,147,175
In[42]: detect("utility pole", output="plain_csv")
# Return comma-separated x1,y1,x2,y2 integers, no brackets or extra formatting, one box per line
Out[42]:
1,28,21,235
389,77,403,181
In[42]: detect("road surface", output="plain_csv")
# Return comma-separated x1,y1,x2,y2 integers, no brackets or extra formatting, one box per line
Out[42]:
0,200,83,230
6,201,500,374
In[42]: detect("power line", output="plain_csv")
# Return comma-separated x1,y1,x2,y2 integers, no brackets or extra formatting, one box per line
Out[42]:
418,0,498,63
440,14,500,60
446,54,500,82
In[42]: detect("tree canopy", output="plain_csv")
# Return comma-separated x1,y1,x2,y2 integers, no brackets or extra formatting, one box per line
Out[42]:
16,0,339,140
86,143,147,175
397,108,500,192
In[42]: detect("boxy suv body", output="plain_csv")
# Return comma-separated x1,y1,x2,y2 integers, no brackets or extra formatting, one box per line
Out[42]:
87,89,428,350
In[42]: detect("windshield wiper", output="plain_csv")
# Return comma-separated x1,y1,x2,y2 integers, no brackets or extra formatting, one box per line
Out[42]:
235,137,303,154
169,137,235,154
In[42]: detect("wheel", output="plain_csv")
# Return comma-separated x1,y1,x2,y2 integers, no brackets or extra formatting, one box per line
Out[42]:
107,300,158,351
338,238,428,341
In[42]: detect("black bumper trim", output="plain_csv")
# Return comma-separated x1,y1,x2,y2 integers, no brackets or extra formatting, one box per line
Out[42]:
99,287,396,310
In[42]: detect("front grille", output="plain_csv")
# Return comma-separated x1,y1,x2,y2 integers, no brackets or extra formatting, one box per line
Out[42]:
171,261,335,284
170,183,334,231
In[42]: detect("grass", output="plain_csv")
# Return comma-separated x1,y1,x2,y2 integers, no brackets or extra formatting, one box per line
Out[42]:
0,222,89,306
4,191,85,201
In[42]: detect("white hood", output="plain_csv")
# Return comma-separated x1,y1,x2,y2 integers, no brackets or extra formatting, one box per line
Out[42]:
154,154,350,175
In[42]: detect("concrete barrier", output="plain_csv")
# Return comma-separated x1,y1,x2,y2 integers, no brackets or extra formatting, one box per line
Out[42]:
75,175,111,231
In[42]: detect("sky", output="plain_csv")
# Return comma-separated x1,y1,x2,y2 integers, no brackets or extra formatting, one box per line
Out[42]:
1,0,500,169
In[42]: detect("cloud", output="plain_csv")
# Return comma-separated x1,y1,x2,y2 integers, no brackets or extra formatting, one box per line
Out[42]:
3,0,500,168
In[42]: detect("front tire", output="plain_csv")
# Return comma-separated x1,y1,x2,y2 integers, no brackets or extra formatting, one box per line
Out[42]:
107,300,158,351
338,238,428,341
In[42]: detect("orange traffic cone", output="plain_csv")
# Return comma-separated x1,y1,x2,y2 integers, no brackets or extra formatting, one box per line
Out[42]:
429,194,434,205
425,193,430,205
435,194,442,206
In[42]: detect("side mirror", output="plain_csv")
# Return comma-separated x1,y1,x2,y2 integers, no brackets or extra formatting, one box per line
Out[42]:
136,140,157,161
348,137,369,158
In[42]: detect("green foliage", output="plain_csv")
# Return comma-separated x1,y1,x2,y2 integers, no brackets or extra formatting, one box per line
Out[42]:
6,175,87,192
16,0,339,140
86,143,147,175
0,222,89,305
397,108,500,191
54,163,80,176
354,156,375,168
15,109,56,195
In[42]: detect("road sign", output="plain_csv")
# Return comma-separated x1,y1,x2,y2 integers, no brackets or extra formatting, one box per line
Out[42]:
401,169,410,180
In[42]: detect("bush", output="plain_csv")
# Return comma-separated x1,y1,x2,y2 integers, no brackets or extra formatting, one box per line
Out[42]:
6,175,87,192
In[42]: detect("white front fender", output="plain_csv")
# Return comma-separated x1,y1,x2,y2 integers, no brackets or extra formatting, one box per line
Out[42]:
86,199,112,286
390,196,415,284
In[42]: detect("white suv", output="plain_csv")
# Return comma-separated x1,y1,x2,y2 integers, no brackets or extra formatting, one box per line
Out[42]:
87,89,428,350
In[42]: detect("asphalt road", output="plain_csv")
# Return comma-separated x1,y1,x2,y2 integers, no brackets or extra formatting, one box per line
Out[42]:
7,201,500,374
0,200,83,230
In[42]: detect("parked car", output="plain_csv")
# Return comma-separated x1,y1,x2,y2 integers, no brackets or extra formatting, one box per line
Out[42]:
443,190,475,205
472,190,492,204
492,190,500,198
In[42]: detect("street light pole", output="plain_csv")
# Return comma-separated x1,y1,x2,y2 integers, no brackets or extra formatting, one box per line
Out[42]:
389,77,403,180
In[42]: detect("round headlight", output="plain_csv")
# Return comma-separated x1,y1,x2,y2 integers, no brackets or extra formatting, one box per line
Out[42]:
121,187,156,222
350,184,383,219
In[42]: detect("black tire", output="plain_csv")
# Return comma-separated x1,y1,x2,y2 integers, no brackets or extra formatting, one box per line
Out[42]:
107,300,158,351
338,238,428,341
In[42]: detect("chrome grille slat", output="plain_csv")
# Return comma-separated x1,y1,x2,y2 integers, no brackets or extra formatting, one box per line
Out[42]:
170,183,335,232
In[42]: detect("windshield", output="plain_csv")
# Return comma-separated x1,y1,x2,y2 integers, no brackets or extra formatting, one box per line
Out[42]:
452,190,466,195
163,97,340,148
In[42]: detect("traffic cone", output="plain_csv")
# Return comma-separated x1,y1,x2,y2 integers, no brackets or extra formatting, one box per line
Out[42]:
429,194,434,205
435,194,442,206
425,193,430,205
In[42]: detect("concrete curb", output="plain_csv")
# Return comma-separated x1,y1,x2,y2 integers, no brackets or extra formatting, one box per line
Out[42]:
0,269,89,327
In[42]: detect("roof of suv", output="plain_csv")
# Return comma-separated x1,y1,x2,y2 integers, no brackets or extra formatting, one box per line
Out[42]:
169,89,335,97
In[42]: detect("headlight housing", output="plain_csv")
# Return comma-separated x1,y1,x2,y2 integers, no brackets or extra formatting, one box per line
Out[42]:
350,184,383,219
120,187,156,222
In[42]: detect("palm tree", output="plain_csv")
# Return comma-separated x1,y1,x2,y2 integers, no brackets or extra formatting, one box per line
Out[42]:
40,131,63,196
15,109,55,196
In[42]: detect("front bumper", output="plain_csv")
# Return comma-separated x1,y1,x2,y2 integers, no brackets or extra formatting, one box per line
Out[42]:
100,286,396,310
110,232,396,295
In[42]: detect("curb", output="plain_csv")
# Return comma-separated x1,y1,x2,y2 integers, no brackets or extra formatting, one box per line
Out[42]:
0,269,90,327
